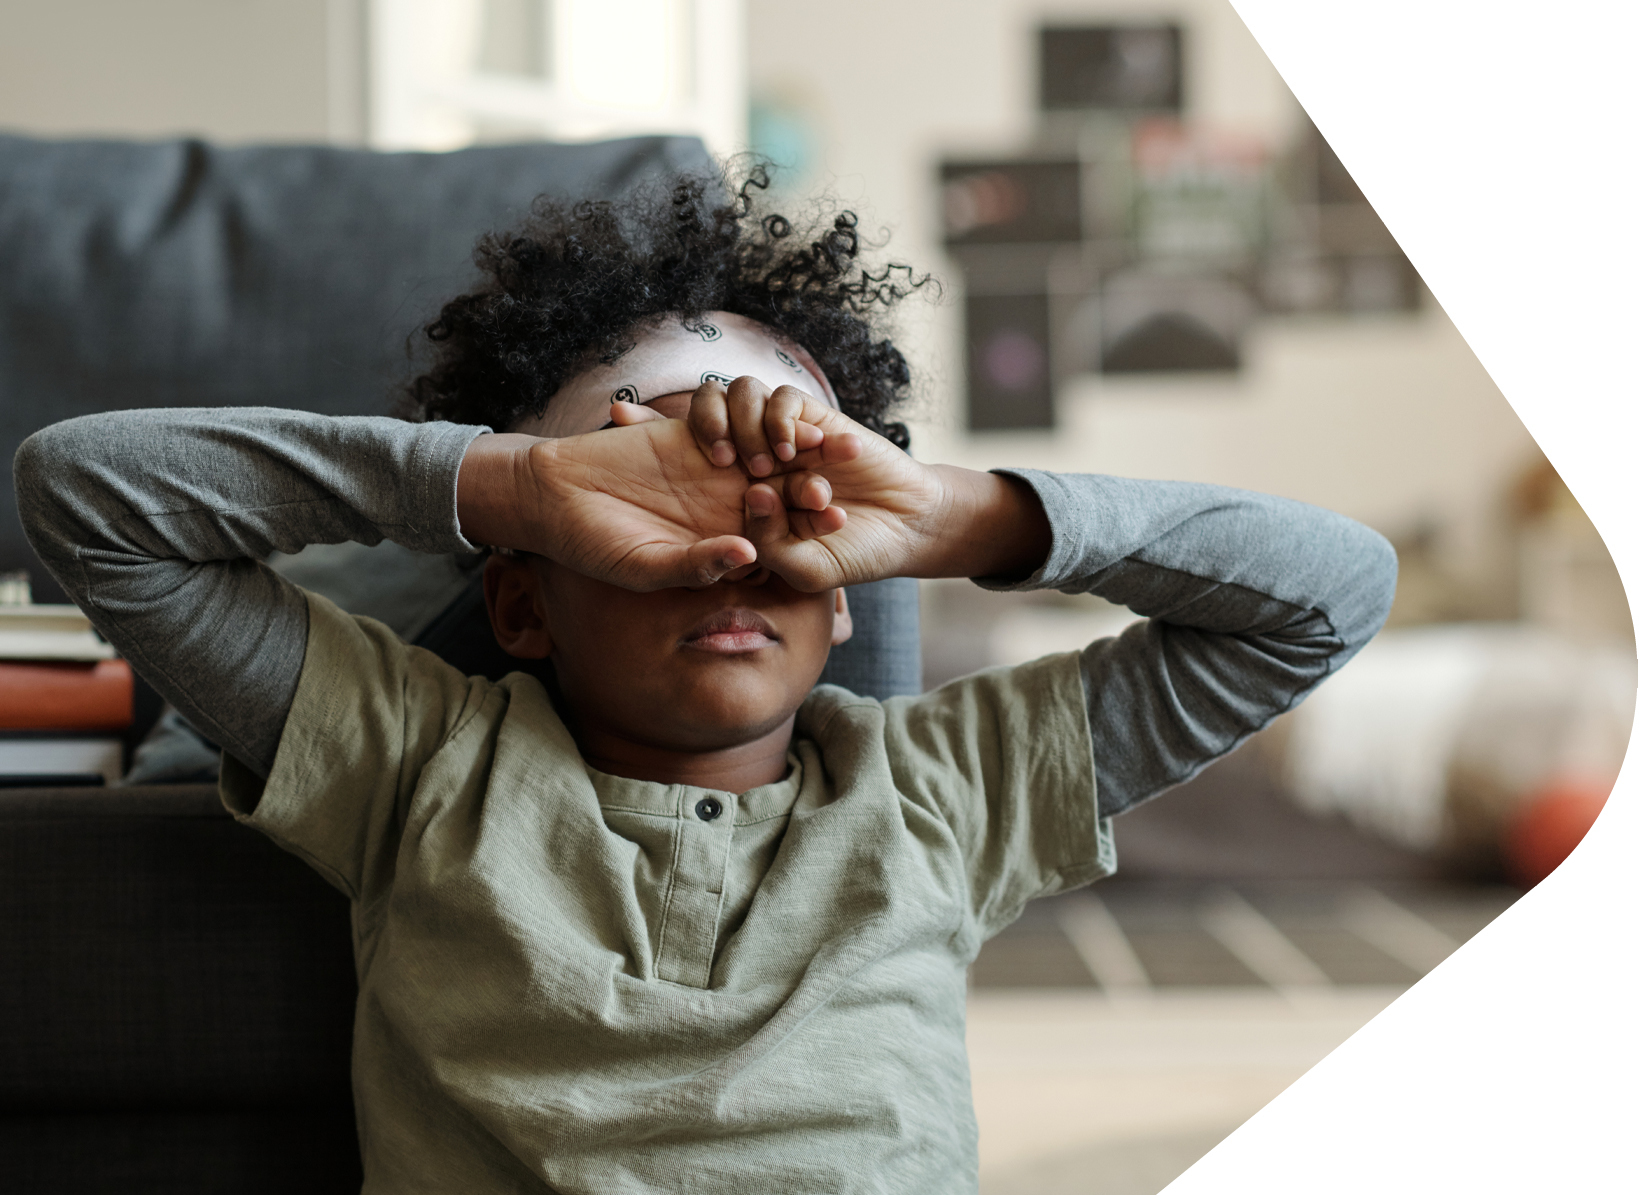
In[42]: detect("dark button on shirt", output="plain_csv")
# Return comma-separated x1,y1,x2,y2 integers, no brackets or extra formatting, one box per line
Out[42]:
695,796,723,822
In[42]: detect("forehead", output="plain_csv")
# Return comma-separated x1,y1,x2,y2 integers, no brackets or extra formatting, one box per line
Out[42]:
512,313,827,438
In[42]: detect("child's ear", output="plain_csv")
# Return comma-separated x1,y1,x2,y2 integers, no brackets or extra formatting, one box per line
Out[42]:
830,588,854,647
482,553,555,660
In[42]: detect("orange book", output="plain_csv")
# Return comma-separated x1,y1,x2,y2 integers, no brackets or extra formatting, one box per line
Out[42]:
0,659,133,731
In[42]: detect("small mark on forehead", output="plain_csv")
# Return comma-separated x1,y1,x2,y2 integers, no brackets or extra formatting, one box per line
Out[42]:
774,348,804,372
612,385,640,403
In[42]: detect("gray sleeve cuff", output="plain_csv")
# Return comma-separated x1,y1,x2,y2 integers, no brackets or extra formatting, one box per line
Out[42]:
972,468,1085,593
405,420,490,556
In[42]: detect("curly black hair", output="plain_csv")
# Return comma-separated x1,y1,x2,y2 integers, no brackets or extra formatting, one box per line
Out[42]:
402,167,929,448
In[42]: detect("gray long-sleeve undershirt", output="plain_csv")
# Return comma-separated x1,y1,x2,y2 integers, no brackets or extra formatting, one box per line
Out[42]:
14,408,1396,816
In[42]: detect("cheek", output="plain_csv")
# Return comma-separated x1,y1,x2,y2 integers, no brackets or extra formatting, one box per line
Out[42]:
780,607,836,666
542,581,664,667
542,598,684,722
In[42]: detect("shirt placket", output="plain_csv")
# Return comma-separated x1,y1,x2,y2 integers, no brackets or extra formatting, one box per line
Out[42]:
653,788,736,988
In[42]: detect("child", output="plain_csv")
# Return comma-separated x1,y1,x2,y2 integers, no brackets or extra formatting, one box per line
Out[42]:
16,174,1396,1193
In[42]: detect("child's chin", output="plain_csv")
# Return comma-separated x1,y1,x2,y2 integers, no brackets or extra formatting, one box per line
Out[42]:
671,688,807,744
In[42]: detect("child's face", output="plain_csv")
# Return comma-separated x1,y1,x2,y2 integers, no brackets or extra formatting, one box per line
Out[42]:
487,388,853,755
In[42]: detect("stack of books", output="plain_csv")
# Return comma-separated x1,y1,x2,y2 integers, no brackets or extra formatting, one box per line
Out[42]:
0,599,132,787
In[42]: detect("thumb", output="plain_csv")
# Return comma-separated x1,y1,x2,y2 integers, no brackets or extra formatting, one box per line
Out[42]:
681,535,759,587
620,535,756,590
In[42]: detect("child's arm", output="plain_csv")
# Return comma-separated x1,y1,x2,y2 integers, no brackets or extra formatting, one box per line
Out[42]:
708,388,1398,816
969,469,1398,815
15,409,488,778
13,407,805,778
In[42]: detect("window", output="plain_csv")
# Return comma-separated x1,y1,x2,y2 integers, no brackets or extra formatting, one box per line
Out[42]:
368,0,744,153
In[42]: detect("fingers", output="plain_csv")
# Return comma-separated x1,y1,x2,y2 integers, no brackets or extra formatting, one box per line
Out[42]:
792,419,824,454
755,469,833,513
608,401,667,427
744,485,845,592
687,381,736,465
760,384,835,466
788,505,847,539
729,378,779,477
689,378,831,476
787,428,864,471
745,483,845,538
761,385,808,466
743,483,791,547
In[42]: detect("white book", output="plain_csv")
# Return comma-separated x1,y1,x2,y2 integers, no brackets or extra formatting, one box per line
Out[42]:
0,737,123,786
0,604,116,661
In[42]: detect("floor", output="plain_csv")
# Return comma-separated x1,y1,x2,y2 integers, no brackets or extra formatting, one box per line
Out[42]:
966,881,1519,1194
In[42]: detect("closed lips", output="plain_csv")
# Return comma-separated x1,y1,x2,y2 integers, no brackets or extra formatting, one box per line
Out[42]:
681,609,780,652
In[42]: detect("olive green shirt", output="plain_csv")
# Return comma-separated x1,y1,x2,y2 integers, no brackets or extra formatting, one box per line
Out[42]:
223,591,1112,1194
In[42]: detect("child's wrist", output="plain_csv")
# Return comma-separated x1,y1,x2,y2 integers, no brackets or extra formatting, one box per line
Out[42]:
456,432,556,550
920,467,1050,581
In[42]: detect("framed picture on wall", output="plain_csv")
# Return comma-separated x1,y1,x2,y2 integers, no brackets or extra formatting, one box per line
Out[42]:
1038,25,1184,113
940,159,1084,246
965,291,1055,430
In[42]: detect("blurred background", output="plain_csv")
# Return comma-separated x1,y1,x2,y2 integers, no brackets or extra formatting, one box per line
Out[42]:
0,2,1631,1192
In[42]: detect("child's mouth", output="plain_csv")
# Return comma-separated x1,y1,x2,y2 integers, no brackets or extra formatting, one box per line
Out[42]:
681,609,780,654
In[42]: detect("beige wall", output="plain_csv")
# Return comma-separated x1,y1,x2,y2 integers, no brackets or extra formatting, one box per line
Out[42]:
748,0,1540,598
0,0,364,144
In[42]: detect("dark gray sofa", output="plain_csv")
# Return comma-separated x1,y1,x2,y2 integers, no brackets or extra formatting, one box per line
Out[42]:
0,131,921,1190
0,784,358,1193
